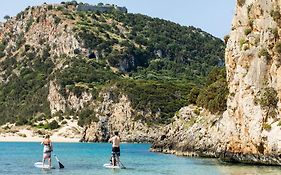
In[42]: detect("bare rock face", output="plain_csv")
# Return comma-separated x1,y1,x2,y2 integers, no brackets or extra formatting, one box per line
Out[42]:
224,0,281,164
151,106,235,157
152,0,281,165
48,80,93,115
81,89,161,142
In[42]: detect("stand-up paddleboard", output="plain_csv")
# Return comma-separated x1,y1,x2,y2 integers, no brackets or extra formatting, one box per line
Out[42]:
34,162,55,169
103,163,120,169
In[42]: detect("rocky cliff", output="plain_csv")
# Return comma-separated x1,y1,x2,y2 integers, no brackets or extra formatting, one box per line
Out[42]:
80,88,161,142
152,0,281,165
224,0,281,164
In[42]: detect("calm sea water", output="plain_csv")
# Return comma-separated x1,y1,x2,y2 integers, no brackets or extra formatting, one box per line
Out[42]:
0,142,280,175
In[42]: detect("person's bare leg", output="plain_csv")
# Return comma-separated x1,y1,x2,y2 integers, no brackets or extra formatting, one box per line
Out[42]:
42,157,45,169
112,156,115,166
117,156,120,166
48,158,51,168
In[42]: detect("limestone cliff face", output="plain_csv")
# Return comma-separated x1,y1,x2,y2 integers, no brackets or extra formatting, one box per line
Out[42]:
48,80,93,115
224,0,281,164
47,81,160,142
152,0,281,165
151,105,238,160
81,88,161,142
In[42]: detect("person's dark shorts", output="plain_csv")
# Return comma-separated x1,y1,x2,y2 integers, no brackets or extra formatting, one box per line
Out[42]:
112,147,120,157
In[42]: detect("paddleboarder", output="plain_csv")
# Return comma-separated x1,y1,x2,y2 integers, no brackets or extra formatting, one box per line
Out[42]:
41,134,53,168
108,131,121,166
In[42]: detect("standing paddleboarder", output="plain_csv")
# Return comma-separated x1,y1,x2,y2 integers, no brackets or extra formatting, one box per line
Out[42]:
41,135,53,168
108,131,121,166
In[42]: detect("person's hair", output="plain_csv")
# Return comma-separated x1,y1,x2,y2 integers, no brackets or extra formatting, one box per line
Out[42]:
45,134,50,139
114,131,119,136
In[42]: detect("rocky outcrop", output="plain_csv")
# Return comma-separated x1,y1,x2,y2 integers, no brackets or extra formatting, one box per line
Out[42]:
0,4,81,61
152,0,281,165
151,106,235,157
48,80,93,114
81,88,161,142
223,0,281,165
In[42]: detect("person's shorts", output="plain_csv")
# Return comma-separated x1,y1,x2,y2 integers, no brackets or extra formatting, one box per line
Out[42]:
112,147,120,157
43,152,51,158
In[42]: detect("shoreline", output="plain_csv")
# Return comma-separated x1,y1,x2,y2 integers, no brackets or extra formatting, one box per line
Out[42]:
0,135,80,142
0,121,83,143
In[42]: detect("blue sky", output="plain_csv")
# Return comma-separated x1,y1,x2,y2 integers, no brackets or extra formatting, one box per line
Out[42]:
0,0,236,39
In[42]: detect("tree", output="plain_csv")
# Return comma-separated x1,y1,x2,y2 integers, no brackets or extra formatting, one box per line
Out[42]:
4,15,10,20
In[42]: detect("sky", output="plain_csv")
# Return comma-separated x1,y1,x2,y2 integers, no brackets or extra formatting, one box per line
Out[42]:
0,0,236,39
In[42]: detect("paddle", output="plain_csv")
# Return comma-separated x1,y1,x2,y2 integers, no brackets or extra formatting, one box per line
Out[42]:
54,154,64,169
118,159,126,169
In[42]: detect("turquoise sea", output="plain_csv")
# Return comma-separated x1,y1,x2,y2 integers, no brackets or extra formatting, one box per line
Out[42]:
0,142,281,175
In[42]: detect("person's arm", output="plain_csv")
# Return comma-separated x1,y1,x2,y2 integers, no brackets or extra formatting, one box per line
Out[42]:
108,137,112,142
50,141,53,151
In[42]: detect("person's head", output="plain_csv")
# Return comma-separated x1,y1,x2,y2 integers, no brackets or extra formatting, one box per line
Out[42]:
45,134,50,139
114,131,119,136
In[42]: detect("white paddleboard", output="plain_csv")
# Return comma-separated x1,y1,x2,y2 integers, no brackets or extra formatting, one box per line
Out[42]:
103,163,120,169
34,162,54,169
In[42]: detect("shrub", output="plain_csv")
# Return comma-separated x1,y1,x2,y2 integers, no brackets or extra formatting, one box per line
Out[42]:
271,28,279,39
239,38,247,50
78,108,98,126
258,48,270,59
48,120,60,130
0,42,6,51
237,0,246,7
248,19,254,29
187,87,200,104
47,5,53,10
244,28,252,36
25,17,34,32
59,116,64,121
54,16,61,25
260,87,278,108
0,51,5,58
262,123,272,131
193,108,200,115
270,10,281,23
74,48,81,54
56,6,64,11
18,133,27,137
247,4,253,16
4,15,10,20
15,118,28,126
224,35,230,44
275,42,281,54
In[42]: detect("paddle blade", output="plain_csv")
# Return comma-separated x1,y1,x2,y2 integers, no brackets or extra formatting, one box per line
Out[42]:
58,161,64,169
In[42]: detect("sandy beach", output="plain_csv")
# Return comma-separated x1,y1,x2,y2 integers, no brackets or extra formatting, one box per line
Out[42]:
0,120,82,142
0,134,80,142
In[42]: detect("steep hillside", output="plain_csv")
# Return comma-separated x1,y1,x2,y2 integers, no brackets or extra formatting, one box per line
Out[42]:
0,2,225,141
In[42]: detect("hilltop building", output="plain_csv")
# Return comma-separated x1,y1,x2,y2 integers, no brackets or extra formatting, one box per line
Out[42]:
77,3,127,13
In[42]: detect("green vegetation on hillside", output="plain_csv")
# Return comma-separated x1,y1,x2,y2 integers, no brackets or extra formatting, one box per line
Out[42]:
115,80,193,124
0,51,53,124
0,2,227,127
73,9,225,81
185,68,228,114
